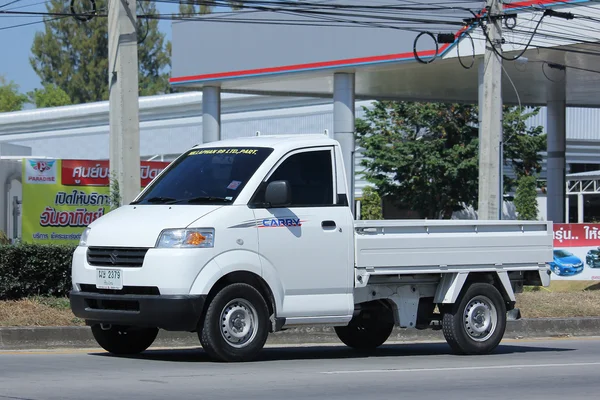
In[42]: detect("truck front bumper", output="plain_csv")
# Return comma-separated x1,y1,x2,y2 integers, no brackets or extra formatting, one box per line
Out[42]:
70,291,207,332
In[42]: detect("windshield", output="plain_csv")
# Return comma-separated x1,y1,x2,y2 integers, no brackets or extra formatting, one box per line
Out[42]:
133,147,273,205
554,250,573,258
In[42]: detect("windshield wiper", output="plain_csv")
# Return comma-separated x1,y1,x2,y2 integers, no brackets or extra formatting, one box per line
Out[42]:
170,196,232,204
132,196,177,204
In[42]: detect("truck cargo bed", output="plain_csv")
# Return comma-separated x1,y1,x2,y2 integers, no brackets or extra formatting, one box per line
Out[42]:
354,220,553,274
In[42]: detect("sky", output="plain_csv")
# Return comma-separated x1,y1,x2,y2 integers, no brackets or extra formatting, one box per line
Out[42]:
0,1,183,96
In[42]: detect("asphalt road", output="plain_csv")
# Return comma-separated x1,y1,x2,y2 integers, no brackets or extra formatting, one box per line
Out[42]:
1,338,599,400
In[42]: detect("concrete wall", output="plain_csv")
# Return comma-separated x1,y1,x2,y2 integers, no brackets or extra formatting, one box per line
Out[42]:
0,143,31,157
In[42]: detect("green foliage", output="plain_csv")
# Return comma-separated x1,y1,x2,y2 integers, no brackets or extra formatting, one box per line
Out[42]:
0,75,28,112
356,101,546,219
514,174,539,220
356,101,480,219
109,173,122,211
30,0,171,104
360,186,383,220
0,244,76,300
179,0,244,14
502,106,547,192
27,83,72,108
31,295,72,310
178,1,212,15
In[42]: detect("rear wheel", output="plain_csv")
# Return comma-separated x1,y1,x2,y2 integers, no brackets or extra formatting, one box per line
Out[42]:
334,303,394,350
442,283,507,355
199,283,270,362
91,324,158,355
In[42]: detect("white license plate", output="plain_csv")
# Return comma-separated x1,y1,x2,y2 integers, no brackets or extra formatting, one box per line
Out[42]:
96,269,123,290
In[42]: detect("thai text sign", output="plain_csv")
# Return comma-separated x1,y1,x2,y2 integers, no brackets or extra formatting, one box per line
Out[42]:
551,223,600,280
22,158,170,244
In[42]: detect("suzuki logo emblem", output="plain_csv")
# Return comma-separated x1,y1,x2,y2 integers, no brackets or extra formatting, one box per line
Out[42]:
109,251,118,265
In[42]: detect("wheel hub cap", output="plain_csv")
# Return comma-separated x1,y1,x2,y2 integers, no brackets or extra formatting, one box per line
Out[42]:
464,295,498,342
220,299,258,348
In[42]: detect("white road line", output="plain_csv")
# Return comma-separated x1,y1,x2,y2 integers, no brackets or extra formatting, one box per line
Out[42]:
321,362,600,375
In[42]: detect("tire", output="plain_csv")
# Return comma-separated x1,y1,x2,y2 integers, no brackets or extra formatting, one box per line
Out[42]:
91,324,158,355
442,282,507,355
199,283,270,362
334,306,394,350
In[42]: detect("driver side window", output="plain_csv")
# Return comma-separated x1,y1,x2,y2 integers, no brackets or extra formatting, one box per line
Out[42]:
254,149,334,207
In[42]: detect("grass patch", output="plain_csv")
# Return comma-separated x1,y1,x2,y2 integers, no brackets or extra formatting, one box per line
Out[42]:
546,280,600,292
517,291,600,318
0,297,84,327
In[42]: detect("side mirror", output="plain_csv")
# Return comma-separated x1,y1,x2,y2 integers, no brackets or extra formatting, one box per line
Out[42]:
265,180,291,207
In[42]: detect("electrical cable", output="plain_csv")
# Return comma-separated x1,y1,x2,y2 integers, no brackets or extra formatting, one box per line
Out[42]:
0,15,69,30
2,0,47,11
541,61,564,83
457,31,475,69
70,0,97,22
479,9,547,62
0,0,21,9
0,9,102,17
137,0,149,44
413,31,438,64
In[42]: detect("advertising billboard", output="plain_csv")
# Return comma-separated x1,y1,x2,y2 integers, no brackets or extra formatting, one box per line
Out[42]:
551,223,600,280
21,159,170,245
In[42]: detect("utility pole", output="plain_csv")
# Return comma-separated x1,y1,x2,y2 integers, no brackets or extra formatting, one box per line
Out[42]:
108,0,140,206
478,0,503,220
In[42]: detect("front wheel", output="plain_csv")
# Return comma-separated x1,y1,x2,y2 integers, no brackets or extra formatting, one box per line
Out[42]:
199,283,270,362
91,324,158,355
442,283,507,355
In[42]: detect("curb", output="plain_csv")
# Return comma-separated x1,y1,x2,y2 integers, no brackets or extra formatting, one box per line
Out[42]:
2,317,600,350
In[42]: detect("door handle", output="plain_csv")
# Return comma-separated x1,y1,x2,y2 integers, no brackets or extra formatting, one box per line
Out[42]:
322,220,336,230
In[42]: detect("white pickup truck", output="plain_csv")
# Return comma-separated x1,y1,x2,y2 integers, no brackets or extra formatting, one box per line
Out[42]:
70,134,553,362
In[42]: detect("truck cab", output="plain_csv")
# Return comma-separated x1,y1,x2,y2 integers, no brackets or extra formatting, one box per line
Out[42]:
70,134,553,362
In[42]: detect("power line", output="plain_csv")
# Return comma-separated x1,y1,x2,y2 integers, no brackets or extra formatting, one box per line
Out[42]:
0,0,21,9
0,15,68,30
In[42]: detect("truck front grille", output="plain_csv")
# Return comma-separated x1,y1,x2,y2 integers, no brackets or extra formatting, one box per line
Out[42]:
86,247,149,268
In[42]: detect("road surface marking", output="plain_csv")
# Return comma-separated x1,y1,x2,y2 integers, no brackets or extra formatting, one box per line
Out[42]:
322,361,600,374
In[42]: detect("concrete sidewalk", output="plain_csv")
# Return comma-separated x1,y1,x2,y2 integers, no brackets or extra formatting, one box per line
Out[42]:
1,317,600,350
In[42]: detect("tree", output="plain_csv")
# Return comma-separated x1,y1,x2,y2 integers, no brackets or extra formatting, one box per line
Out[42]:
356,101,480,219
356,101,546,219
360,186,383,220
0,76,28,112
178,0,244,14
178,1,212,15
28,84,72,108
514,174,539,220
501,106,547,192
30,0,170,104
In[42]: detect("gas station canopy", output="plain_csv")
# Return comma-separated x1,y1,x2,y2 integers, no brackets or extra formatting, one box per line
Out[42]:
170,0,600,107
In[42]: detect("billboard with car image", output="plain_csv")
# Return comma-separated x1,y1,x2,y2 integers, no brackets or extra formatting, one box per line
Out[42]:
551,223,600,280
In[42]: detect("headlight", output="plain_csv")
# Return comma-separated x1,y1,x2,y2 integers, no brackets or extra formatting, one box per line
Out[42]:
156,228,215,248
79,227,91,247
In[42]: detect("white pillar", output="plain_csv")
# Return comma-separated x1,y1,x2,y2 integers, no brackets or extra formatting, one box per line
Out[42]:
108,0,140,206
333,72,356,216
478,60,484,143
478,25,503,220
546,69,567,223
578,193,584,223
203,86,221,143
